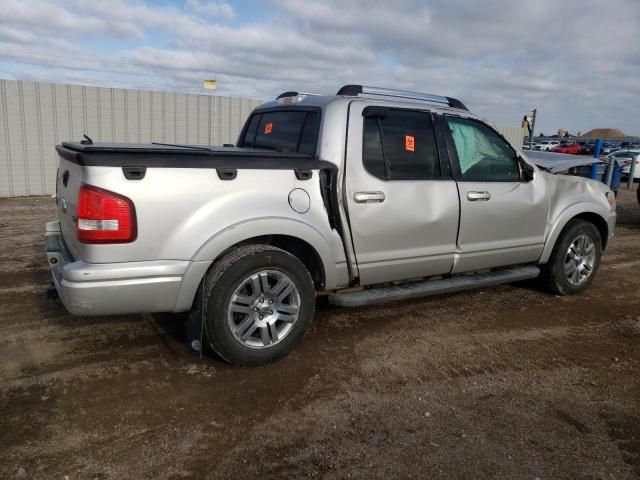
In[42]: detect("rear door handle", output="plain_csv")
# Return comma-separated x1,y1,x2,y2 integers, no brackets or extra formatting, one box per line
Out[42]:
354,191,386,203
467,191,491,201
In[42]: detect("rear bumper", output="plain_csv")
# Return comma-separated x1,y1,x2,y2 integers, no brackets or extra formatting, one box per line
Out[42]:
45,220,209,316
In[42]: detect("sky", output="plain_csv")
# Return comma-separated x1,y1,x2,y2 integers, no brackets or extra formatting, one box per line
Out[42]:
1,0,639,136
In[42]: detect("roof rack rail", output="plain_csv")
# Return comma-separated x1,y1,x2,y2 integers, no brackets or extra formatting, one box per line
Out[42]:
336,84,468,111
276,91,321,99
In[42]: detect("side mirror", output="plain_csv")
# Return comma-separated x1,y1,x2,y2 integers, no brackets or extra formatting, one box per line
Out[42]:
519,157,535,182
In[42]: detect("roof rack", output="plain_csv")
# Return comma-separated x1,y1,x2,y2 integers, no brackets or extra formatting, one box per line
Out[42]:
276,91,321,99
336,84,468,111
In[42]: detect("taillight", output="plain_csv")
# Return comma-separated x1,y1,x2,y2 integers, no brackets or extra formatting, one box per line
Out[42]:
77,185,136,243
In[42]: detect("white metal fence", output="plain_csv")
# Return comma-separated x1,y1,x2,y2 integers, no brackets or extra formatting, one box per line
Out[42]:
494,125,527,150
0,79,262,196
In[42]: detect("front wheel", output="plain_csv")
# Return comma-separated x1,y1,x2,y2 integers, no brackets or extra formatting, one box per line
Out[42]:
202,245,316,366
540,219,602,295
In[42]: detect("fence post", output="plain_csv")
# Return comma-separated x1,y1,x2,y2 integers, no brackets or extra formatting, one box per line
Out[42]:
590,139,603,180
628,156,636,189
605,155,615,187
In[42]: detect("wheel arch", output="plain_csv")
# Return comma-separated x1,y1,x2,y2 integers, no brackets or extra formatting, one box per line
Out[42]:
215,234,326,290
572,212,609,250
175,218,338,312
539,206,609,264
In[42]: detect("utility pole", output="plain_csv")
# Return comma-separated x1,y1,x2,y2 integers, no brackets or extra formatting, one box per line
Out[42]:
528,109,537,150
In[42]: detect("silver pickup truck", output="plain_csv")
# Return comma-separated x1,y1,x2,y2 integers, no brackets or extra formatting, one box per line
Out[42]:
46,85,617,365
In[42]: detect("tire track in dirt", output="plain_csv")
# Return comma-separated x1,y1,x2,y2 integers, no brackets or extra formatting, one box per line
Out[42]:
1,191,639,479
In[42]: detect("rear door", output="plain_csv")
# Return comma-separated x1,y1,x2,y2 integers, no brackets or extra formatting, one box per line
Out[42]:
442,115,549,273
344,103,460,285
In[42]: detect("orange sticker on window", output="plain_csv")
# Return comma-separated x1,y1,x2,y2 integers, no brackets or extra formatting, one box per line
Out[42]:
264,122,273,135
405,135,415,152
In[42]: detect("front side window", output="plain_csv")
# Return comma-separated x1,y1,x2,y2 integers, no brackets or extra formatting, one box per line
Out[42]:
446,116,520,181
240,110,319,154
363,109,440,180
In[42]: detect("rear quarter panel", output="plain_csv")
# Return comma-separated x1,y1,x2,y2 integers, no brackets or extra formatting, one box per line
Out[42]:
74,166,348,289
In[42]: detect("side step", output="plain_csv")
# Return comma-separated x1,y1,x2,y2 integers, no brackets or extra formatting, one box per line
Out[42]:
328,265,540,308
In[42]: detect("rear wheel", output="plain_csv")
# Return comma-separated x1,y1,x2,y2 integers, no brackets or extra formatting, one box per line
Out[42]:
540,219,602,295
202,245,316,366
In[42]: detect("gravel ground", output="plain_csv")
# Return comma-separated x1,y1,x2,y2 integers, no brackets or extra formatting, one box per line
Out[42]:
1,188,639,480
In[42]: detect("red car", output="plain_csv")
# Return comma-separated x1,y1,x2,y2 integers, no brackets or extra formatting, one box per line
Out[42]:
552,143,583,155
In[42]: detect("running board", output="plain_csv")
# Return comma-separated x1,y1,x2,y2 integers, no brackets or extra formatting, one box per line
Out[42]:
328,266,540,308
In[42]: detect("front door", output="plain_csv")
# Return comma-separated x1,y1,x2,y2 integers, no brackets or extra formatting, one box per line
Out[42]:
442,115,549,273
344,103,460,285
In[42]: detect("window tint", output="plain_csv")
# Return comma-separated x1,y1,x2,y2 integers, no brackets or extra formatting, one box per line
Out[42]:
363,116,386,178
240,110,319,154
363,109,440,180
298,112,320,155
242,113,261,147
446,116,520,181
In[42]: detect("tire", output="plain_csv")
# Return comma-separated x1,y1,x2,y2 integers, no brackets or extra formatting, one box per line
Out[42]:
202,244,316,366
539,219,602,295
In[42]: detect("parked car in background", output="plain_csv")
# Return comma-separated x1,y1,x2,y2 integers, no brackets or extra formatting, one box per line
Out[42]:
552,143,583,155
535,140,561,151
602,143,620,155
580,144,595,156
611,150,640,180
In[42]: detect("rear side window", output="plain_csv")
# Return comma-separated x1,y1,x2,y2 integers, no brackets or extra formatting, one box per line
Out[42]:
363,108,440,180
240,110,319,154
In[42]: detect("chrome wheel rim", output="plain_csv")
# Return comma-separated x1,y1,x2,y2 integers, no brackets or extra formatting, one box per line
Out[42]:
564,234,596,286
227,270,301,349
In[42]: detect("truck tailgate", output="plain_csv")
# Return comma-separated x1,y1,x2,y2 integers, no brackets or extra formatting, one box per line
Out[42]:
55,157,85,260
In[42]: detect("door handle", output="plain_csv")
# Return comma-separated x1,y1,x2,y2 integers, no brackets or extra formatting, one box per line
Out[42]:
467,191,491,201
354,191,386,203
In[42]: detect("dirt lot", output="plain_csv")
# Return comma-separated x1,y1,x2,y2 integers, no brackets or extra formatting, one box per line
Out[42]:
1,189,639,480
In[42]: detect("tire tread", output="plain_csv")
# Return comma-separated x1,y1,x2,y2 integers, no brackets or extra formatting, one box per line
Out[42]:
539,219,602,295
201,244,315,365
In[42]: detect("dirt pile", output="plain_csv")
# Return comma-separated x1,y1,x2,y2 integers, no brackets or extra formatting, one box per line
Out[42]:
579,128,626,139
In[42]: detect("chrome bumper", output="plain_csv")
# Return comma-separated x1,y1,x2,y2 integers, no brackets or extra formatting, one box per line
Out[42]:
45,220,205,316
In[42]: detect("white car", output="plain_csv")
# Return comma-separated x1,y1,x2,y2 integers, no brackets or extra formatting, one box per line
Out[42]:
611,150,640,179
534,140,561,151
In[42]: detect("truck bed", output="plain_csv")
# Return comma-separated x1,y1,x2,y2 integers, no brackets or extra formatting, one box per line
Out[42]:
56,142,336,171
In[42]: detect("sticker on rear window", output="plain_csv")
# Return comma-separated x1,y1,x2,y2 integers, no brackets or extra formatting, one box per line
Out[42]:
264,122,273,135
405,135,415,152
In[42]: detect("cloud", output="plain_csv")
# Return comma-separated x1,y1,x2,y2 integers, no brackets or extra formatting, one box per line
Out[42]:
0,0,639,134
0,0,143,38
185,0,235,19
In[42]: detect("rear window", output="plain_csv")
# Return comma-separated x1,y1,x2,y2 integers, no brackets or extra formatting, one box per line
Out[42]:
240,110,319,154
